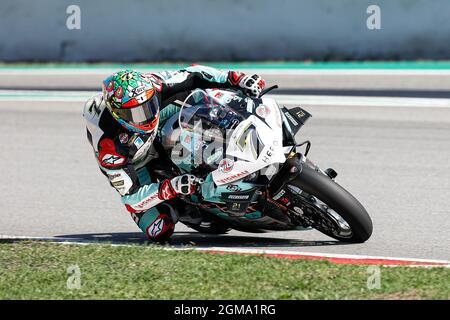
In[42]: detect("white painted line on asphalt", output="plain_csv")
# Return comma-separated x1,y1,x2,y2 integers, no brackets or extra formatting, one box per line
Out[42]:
2,90,450,109
1,234,448,267
2,69,450,76
272,94,450,108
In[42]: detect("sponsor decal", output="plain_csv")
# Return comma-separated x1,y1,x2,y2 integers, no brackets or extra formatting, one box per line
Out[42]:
224,94,243,104
119,133,129,144
217,170,250,184
287,184,303,195
147,218,164,238
134,137,144,149
272,189,285,201
147,74,163,92
256,105,271,118
102,154,125,166
226,184,241,192
112,180,125,187
227,194,250,200
296,110,306,118
218,158,234,173
261,146,275,163
107,173,122,180
284,112,299,126
134,193,160,210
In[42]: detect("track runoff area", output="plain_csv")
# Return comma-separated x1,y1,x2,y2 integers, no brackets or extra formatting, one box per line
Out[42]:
0,62,449,268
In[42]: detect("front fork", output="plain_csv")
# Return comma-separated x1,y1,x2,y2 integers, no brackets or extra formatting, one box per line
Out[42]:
268,152,328,228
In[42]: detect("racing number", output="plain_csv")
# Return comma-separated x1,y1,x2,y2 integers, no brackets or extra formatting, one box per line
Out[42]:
236,124,265,160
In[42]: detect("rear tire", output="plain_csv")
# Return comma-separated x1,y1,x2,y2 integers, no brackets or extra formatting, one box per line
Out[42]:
292,164,373,243
188,220,232,234
184,210,232,235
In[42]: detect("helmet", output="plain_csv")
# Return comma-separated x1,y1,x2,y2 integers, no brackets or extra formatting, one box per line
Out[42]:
102,70,160,135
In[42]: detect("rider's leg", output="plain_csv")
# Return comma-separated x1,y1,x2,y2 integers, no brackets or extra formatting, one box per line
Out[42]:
131,204,177,242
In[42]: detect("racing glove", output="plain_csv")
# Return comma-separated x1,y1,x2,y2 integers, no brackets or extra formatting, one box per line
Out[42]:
228,71,266,98
158,174,204,200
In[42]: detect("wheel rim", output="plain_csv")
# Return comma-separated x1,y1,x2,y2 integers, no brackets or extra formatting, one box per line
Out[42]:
295,195,353,239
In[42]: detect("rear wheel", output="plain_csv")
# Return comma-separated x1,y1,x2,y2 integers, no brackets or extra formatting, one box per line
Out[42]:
291,164,373,243
183,209,232,235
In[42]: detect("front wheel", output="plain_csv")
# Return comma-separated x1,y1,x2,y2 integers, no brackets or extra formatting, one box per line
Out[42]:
291,164,373,243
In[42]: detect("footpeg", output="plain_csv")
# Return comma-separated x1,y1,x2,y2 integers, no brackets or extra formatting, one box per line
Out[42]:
324,168,338,179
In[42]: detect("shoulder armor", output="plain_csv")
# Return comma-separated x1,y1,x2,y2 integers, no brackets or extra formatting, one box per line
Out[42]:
97,137,127,168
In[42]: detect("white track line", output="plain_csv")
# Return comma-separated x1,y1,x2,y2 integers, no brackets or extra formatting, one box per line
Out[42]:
1,90,450,108
272,94,450,108
2,69,450,76
1,234,448,267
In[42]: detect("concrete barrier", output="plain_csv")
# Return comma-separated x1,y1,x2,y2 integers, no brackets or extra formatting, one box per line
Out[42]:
0,0,449,61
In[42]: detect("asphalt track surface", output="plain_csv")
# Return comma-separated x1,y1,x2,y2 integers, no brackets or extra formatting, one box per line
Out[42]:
0,70,449,261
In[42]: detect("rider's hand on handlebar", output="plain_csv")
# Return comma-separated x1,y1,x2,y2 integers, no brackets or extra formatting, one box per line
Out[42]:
238,74,266,98
159,174,204,200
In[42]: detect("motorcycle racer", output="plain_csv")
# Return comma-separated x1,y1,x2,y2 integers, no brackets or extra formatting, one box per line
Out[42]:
83,65,266,242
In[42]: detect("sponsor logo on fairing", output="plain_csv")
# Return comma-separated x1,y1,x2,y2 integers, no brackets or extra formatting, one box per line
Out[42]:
227,194,250,200
217,170,250,184
287,184,303,195
255,105,271,118
284,112,298,126
272,189,285,201
218,158,234,173
226,184,241,192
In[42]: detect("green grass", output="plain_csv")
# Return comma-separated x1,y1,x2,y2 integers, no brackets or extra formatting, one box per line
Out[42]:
0,241,448,300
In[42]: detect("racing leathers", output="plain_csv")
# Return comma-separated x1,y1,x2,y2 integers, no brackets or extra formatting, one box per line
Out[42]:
83,65,265,241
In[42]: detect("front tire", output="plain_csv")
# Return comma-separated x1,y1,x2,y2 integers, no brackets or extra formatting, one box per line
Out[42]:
292,164,373,243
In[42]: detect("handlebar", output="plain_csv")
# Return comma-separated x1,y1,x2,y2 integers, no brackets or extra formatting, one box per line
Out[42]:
259,85,279,97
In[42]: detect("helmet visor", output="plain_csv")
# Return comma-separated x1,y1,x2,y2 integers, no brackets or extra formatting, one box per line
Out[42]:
111,95,160,126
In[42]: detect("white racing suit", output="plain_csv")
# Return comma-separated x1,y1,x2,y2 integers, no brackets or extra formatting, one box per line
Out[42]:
83,65,259,241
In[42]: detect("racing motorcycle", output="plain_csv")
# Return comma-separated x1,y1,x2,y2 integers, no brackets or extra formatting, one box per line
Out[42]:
159,86,373,243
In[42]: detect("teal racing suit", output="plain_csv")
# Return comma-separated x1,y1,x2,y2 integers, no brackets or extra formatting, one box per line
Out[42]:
83,65,263,241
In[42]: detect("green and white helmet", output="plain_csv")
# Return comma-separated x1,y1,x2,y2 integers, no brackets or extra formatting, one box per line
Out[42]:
102,70,160,135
